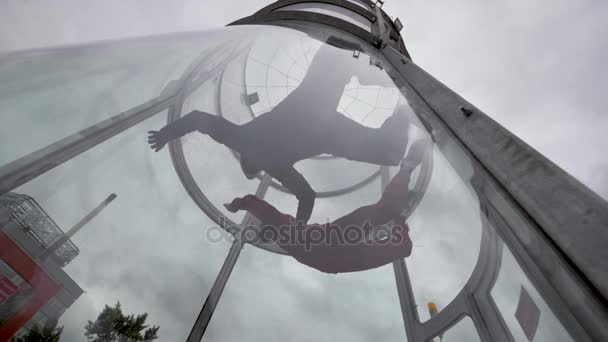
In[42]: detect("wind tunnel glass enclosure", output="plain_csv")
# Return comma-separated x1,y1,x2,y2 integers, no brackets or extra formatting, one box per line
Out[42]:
0,24,578,342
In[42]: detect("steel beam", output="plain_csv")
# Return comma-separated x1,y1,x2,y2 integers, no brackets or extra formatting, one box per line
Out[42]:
0,94,176,196
381,167,421,341
186,238,244,342
381,45,608,303
380,45,608,341
0,44,233,197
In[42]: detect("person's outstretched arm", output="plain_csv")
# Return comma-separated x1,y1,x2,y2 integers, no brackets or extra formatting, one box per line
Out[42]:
148,110,239,152
224,195,292,226
274,166,316,224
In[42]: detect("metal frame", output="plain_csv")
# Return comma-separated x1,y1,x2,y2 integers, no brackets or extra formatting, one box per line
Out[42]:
229,0,410,57
383,166,510,342
382,44,608,303
229,2,608,341
216,49,384,198
380,45,608,341
0,1,606,341
166,24,436,340
0,44,235,196
261,0,378,23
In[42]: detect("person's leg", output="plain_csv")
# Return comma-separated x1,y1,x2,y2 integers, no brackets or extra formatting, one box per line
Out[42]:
325,110,409,166
148,110,242,152
332,204,393,233
377,139,428,217
379,105,411,138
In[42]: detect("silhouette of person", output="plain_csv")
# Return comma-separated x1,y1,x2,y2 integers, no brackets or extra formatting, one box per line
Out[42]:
149,41,410,223
223,140,428,274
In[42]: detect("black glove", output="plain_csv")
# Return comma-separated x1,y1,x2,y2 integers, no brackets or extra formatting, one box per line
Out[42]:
147,130,169,152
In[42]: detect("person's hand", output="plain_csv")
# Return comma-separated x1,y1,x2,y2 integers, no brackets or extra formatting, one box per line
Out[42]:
401,139,430,171
148,130,168,152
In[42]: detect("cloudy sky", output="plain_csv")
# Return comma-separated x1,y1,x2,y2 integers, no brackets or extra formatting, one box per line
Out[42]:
1,0,606,199
0,0,606,342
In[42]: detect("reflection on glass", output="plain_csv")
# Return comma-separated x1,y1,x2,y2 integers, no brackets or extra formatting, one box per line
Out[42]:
5,112,230,340
0,229,63,339
407,146,482,322
246,32,319,115
492,244,573,341
0,36,211,165
210,133,408,336
182,80,261,223
0,262,33,324
159,31,411,226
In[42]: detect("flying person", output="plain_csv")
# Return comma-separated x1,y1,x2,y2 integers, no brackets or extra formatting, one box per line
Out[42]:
148,42,410,223
223,140,428,274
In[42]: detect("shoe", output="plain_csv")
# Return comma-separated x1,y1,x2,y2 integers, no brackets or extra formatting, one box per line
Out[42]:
240,158,260,180
224,202,239,213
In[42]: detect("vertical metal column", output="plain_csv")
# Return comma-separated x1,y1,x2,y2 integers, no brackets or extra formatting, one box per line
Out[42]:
380,44,608,341
187,173,273,342
185,246,240,342
393,258,424,341
186,237,244,342
0,44,235,197
381,167,422,341
0,94,177,196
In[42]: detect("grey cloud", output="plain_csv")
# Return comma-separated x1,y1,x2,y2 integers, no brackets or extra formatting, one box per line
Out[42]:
0,1,606,342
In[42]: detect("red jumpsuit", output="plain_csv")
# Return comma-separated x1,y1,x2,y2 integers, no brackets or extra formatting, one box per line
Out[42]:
226,165,415,274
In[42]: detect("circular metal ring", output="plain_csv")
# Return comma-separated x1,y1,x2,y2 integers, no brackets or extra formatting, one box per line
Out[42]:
169,36,434,256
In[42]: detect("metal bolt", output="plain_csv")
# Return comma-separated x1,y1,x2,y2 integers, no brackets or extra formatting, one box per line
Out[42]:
460,106,473,117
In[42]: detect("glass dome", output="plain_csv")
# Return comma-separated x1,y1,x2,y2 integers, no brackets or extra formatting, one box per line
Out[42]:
0,22,583,342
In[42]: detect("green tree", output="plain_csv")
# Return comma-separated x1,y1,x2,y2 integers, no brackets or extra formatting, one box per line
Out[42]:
84,302,159,342
11,320,63,342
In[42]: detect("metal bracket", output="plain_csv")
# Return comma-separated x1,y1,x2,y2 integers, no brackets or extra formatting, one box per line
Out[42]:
372,0,385,8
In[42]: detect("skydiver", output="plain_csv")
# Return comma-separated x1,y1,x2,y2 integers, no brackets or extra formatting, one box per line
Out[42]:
148,42,410,223
222,140,428,274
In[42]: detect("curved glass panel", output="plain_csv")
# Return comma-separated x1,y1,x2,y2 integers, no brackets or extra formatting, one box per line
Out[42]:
0,34,214,165
214,26,481,324
407,145,482,322
492,244,573,342
0,23,500,340
245,32,320,115
0,29,254,340
207,245,407,341
7,112,231,341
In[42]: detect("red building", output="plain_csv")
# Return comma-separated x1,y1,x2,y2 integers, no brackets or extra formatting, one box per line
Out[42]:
0,193,83,341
